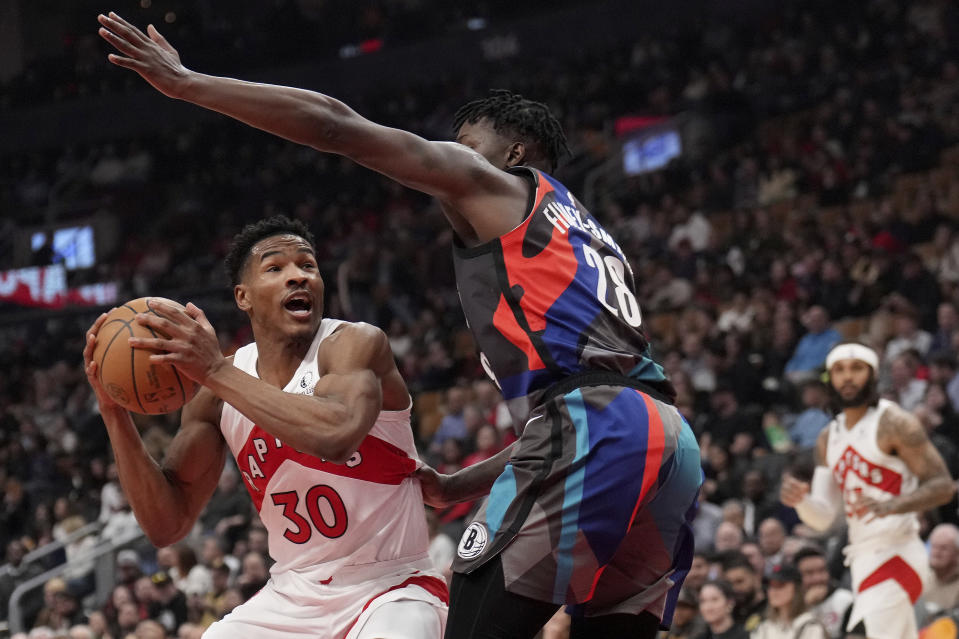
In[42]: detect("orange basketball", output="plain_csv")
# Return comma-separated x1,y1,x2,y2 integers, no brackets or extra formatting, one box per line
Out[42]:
91,297,200,414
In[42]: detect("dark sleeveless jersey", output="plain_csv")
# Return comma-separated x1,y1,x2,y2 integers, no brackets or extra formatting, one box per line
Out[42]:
452,167,671,432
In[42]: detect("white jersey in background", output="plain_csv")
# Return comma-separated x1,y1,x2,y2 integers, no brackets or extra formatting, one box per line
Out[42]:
219,318,432,575
825,398,920,546
825,398,926,639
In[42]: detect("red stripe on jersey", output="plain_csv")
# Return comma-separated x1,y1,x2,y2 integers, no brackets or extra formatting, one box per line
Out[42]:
343,574,449,637
586,391,665,602
492,294,546,371
235,425,417,511
857,555,923,604
832,445,903,495
499,215,578,333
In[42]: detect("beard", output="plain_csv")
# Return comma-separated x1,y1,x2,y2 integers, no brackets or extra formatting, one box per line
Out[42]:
828,371,879,412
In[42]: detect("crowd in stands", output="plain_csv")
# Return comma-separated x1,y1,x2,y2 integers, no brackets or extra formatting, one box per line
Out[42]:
3,0,959,637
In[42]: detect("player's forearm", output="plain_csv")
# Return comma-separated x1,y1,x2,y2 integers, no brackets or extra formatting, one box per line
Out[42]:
444,443,516,503
887,476,956,515
178,72,353,153
203,363,380,463
100,405,195,545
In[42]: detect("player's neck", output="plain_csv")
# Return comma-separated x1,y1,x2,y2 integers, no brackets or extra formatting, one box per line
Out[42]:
253,331,313,388
842,404,870,429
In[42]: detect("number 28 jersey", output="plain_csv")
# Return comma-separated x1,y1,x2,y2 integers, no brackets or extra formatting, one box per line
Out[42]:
219,319,431,575
452,167,671,432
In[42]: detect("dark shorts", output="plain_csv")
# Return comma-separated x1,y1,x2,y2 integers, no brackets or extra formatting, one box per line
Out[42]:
451,378,701,625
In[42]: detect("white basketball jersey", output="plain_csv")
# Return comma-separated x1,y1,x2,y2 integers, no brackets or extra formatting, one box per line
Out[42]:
825,399,919,545
219,319,430,574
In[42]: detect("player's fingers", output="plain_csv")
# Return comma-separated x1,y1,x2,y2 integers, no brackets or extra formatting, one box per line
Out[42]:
146,24,177,54
185,302,214,330
128,336,177,352
103,12,151,45
147,298,191,323
98,27,144,58
106,54,149,73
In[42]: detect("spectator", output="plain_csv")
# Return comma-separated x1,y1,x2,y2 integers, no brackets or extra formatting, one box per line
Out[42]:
198,468,249,546
788,381,832,450
784,306,841,385
924,523,959,616
721,552,766,631
929,301,959,358
664,587,707,639
427,386,469,456
757,518,787,574
0,539,44,623
715,522,746,553
741,470,780,537
135,619,167,639
146,572,186,635
929,354,959,413
752,563,827,639
884,307,933,364
115,550,144,589
235,552,269,602
793,546,853,639
698,580,748,639
886,350,928,411
169,545,211,600
686,552,712,595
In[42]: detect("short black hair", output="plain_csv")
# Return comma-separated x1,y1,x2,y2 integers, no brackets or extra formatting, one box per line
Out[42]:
453,89,571,172
225,215,316,286
792,545,825,565
718,550,755,574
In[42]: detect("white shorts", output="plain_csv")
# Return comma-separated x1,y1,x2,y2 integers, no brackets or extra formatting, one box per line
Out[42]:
845,536,927,639
203,556,448,639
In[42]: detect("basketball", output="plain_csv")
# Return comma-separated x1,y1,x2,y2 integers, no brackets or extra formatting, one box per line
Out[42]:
91,297,201,414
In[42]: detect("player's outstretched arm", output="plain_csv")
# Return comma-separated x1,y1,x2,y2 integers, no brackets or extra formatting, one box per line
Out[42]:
84,315,227,547
866,405,957,517
97,12,527,244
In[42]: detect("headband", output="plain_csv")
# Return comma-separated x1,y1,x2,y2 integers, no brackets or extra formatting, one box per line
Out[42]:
825,343,879,371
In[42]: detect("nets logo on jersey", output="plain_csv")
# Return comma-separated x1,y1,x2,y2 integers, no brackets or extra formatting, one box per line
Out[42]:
457,522,488,559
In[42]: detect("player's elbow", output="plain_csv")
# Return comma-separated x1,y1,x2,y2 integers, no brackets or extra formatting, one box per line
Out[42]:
304,96,360,153
143,520,191,549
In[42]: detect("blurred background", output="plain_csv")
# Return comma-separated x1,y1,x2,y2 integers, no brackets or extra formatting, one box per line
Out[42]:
2,0,959,637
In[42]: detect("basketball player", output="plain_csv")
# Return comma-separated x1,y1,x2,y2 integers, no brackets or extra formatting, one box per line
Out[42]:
97,13,702,638
83,216,448,638
780,342,956,639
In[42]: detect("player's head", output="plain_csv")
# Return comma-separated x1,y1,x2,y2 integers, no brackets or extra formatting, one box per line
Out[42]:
225,215,322,340
825,342,879,411
453,90,570,173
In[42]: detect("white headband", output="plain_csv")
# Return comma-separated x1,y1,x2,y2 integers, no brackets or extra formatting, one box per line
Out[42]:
825,344,879,371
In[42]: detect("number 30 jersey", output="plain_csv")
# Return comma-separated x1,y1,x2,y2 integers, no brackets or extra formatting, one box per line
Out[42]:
452,167,672,432
219,319,431,575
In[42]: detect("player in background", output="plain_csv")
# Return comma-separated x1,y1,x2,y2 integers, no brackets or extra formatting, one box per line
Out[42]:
83,216,447,639
780,343,955,639
97,13,701,638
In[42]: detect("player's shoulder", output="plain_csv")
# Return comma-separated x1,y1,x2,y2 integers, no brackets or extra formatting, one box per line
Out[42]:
325,320,387,344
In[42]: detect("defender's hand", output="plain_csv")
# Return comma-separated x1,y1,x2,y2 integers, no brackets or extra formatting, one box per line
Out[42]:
97,12,191,99
416,464,454,508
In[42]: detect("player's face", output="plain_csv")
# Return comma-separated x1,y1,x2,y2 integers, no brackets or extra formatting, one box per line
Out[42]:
829,358,873,407
456,119,519,170
237,234,324,339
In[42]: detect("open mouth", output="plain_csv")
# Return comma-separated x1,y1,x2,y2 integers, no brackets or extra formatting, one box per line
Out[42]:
283,294,313,318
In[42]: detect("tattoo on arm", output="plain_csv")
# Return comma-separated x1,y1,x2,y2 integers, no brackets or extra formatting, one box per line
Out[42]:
879,406,956,514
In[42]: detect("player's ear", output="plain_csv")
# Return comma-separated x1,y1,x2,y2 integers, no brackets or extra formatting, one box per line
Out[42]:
234,284,251,312
506,141,526,167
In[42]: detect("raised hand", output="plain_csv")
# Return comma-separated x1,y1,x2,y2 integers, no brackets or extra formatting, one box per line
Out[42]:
129,300,225,384
97,12,191,99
